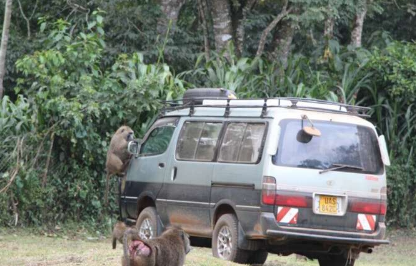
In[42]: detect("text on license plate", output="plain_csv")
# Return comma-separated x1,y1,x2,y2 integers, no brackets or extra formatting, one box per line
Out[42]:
316,195,341,215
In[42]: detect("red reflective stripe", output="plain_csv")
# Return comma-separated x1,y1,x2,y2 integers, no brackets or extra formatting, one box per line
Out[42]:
276,207,290,222
356,220,363,230
289,212,298,224
367,215,375,230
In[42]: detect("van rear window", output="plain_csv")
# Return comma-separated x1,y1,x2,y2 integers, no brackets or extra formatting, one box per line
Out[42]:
274,120,383,174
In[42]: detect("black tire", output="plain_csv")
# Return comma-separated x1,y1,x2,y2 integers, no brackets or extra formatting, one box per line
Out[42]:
246,250,268,265
136,207,159,239
212,214,250,264
318,255,355,266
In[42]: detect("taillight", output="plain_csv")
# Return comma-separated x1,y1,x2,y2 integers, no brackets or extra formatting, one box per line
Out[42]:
350,201,387,215
262,176,276,205
275,195,309,208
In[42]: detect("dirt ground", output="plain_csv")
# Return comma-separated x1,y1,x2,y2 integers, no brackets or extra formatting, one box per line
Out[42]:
0,228,414,266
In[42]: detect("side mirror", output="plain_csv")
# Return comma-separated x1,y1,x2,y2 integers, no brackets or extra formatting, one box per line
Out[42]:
303,126,321,137
378,135,391,166
127,140,141,156
300,115,321,140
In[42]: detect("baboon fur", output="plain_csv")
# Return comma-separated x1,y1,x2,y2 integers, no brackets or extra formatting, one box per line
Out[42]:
105,126,134,205
112,221,128,249
122,226,191,266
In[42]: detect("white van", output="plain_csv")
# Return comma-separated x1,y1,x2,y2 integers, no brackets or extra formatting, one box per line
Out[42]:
122,89,390,266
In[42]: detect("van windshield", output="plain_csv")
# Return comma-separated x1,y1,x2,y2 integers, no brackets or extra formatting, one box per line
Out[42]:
274,120,383,174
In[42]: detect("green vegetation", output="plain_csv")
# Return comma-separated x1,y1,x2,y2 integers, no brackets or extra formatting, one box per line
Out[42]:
0,0,415,230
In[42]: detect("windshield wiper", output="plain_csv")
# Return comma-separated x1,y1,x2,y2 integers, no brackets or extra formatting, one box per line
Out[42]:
319,163,364,174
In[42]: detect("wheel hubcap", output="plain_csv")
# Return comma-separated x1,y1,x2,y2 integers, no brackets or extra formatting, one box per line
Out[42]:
217,225,232,259
139,218,154,239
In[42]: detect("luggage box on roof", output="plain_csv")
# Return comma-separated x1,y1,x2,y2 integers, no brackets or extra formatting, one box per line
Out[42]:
183,88,237,105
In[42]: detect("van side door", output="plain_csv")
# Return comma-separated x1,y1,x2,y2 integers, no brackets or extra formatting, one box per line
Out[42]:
123,117,179,219
211,122,268,232
160,119,223,237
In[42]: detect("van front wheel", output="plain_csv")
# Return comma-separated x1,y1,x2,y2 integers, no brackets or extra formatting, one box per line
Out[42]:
212,214,249,264
136,207,158,239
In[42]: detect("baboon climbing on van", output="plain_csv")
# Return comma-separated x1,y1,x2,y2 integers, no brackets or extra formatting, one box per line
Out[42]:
105,126,134,205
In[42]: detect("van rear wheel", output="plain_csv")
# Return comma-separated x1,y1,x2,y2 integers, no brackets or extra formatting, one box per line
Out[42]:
212,214,249,264
246,249,268,265
318,255,355,266
136,207,158,239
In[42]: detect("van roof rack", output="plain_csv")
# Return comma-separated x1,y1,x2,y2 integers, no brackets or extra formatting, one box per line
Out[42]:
161,97,371,118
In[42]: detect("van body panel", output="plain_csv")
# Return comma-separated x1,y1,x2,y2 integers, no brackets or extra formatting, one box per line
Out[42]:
124,154,167,218
260,212,388,244
159,117,220,236
269,166,385,198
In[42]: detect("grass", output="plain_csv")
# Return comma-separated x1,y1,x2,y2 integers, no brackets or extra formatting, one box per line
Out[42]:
0,228,414,266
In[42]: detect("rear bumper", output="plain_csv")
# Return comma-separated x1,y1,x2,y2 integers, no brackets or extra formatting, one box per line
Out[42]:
260,212,389,246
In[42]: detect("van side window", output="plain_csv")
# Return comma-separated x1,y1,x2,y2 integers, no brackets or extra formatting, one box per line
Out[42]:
218,123,266,163
176,121,222,161
140,126,175,156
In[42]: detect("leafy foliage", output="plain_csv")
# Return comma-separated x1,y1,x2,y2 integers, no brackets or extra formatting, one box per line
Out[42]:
0,13,184,228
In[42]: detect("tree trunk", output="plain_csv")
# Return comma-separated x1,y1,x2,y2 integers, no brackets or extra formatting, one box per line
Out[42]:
271,16,295,68
198,0,211,61
157,0,186,36
0,0,13,100
211,0,233,57
324,17,334,39
256,1,291,58
232,0,257,56
350,0,368,47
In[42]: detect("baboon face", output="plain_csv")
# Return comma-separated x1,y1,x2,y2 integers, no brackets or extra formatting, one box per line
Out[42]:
116,126,134,142
129,239,153,257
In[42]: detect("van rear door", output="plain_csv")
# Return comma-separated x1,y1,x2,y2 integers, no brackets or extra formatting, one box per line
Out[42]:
269,119,386,232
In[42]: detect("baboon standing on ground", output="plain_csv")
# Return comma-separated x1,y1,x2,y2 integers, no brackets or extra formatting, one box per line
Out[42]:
122,227,191,266
112,221,128,249
105,126,134,205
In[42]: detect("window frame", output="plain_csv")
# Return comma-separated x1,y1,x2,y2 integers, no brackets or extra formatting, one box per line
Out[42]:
139,117,179,157
217,121,268,165
175,120,225,162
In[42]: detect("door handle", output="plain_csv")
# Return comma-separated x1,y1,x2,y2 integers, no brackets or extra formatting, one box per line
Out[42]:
171,167,177,181
158,162,165,168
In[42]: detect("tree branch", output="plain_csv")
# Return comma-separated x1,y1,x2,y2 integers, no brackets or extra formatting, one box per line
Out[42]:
256,1,292,58
17,0,38,39
42,132,55,189
0,138,22,194
66,0,90,22
198,0,211,61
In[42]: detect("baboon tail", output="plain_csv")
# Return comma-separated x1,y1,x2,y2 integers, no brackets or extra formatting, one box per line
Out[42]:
104,173,110,206
112,237,117,249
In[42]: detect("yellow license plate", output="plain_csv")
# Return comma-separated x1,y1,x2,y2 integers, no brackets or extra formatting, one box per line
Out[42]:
319,196,339,214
